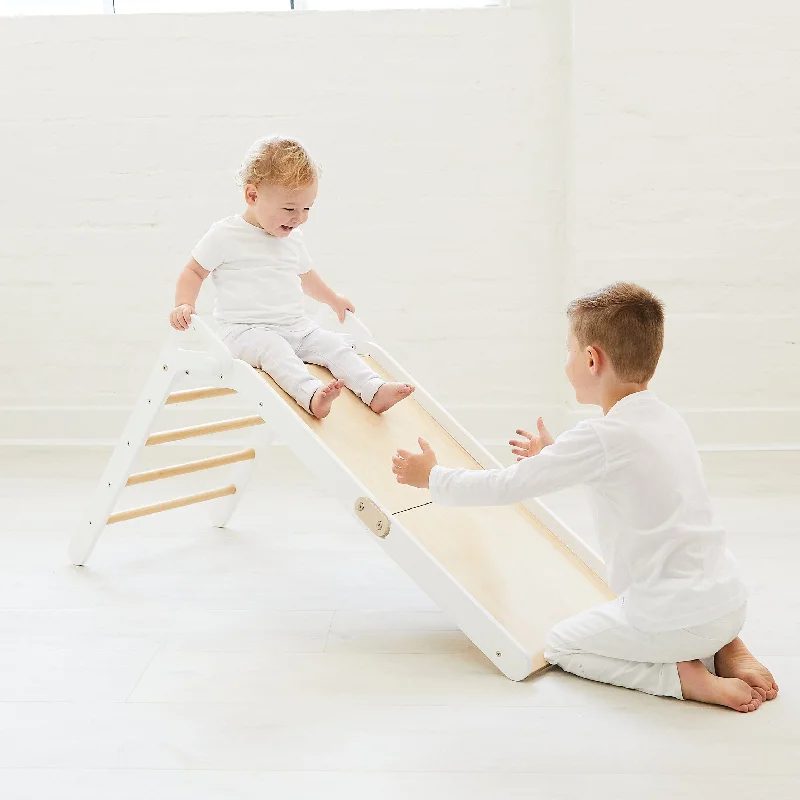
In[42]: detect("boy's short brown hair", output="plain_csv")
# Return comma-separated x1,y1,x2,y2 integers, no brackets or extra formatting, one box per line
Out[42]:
236,136,318,191
567,282,665,383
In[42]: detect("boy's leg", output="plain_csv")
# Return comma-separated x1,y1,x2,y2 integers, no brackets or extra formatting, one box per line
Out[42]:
296,326,413,410
545,600,761,711
222,325,325,413
545,600,684,698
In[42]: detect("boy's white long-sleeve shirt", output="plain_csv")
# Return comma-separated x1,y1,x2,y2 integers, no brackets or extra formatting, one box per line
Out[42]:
428,391,747,632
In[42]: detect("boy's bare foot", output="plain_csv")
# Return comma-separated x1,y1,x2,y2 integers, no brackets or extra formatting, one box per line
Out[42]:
370,382,415,414
715,637,779,701
310,380,345,419
678,659,762,713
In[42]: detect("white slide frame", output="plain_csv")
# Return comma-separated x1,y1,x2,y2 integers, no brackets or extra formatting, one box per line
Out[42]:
70,313,605,681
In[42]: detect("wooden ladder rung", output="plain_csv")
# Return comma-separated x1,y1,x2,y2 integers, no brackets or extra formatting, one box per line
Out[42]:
107,485,236,525
145,416,264,446
126,449,256,486
165,387,238,405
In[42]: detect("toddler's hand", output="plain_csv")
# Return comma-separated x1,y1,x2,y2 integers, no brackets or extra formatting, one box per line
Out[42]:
170,304,195,331
509,417,554,461
332,294,356,323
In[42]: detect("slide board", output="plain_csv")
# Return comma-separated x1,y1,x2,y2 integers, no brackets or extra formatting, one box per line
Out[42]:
259,359,613,669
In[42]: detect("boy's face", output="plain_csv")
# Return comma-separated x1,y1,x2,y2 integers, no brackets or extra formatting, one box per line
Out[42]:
245,180,318,238
564,328,597,405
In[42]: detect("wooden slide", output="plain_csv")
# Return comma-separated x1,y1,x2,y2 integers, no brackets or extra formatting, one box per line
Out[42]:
70,314,612,680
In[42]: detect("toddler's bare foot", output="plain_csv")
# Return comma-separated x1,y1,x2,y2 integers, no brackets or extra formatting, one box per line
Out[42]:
715,637,779,701
678,659,762,713
370,382,415,414
310,380,345,419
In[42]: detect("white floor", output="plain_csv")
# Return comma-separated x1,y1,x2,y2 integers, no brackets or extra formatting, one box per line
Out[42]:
1,446,799,800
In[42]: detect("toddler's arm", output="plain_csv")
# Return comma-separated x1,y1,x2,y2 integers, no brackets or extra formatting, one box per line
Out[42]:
300,270,355,323
170,258,210,331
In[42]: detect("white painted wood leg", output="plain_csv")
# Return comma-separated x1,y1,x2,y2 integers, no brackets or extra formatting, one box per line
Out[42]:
68,340,180,566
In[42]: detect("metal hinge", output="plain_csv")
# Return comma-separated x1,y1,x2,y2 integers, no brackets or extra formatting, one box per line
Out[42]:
354,497,390,538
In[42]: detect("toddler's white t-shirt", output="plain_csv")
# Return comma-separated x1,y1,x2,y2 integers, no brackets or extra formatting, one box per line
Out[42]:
191,214,313,327
429,391,748,632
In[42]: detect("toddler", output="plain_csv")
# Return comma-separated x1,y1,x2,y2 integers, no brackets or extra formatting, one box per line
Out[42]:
170,136,414,419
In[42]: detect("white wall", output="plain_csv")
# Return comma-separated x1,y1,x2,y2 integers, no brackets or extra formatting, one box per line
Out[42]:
1,2,798,449
568,0,800,448
0,6,569,444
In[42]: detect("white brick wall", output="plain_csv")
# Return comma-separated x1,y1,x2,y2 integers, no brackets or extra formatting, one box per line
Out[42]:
0,2,798,449
568,0,800,447
0,6,570,444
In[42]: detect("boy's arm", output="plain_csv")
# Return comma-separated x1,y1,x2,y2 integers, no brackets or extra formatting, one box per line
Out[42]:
394,422,606,507
170,258,209,331
300,269,355,323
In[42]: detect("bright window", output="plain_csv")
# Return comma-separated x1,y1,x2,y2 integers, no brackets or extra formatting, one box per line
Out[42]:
0,0,499,13
0,1,106,13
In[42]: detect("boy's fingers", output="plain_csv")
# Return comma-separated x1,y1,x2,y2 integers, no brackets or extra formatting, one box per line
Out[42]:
509,439,527,449
510,448,526,456
397,449,412,459
515,429,533,439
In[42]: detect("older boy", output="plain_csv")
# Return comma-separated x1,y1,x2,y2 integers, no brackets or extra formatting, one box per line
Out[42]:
392,283,778,712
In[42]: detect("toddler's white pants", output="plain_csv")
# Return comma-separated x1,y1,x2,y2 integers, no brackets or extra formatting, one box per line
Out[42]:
218,320,384,413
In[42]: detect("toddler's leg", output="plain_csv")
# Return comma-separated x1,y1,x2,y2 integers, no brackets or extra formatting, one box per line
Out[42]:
297,327,414,412
223,326,340,416
545,600,762,712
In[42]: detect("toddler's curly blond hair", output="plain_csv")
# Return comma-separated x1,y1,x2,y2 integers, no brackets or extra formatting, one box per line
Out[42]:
236,136,319,191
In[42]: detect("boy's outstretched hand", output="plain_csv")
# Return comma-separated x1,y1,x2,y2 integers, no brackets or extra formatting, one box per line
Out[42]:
509,417,554,461
392,438,438,488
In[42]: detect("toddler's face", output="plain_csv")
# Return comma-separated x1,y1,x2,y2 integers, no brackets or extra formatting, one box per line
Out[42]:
245,180,318,238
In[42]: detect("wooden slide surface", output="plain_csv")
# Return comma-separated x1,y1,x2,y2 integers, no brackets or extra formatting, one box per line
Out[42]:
258,359,612,663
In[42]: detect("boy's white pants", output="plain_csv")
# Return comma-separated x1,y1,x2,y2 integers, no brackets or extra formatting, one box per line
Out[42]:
544,599,747,699
218,321,385,413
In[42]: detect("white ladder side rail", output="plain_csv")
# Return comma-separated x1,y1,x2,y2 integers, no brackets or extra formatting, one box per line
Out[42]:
69,337,182,565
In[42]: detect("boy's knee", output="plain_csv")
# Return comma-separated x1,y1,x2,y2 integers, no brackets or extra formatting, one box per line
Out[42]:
544,623,569,664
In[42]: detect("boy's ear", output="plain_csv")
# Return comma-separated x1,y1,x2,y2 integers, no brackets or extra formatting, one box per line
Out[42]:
586,344,601,375
244,184,258,206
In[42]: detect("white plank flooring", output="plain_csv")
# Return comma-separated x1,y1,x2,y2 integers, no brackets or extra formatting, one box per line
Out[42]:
0,446,798,800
